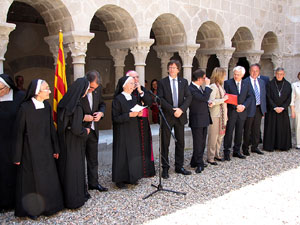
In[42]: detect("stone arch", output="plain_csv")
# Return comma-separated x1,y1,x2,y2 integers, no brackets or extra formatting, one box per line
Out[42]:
261,31,279,54
231,27,255,52
196,21,225,49
151,13,186,46
92,5,137,41
5,0,74,35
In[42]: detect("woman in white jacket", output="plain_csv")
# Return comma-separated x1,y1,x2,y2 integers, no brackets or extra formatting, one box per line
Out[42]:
290,72,300,149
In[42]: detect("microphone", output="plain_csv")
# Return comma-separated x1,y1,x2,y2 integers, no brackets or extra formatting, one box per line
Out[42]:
148,90,160,99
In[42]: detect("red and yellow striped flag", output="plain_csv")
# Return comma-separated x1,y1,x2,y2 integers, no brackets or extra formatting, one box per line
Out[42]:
53,30,67,128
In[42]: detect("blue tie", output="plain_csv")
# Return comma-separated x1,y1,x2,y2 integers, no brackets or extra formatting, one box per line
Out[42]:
172,79,178,107
254,79,260,105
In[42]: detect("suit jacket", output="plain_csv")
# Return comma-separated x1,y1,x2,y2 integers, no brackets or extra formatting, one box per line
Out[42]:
188,83,212,128
157,76,192,125
259,75,270,87
244,77,267,117
81,86,106,138
224,78,252,121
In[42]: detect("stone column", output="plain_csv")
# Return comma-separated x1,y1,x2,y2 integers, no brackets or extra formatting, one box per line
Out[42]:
271,53,283,70
0,23,16,73
108,48,128,87
130,39,154,86
155,50,173,78
228,57,239,79
246,50,264,65
195,53,210,72
179,45,199,83
65,32,94,80
216,48,235,78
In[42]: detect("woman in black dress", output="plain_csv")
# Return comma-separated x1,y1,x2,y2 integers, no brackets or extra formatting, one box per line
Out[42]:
263,68,292,151
57,78,90,209
0,74,24,211
112,76,143,189
13,79,64,219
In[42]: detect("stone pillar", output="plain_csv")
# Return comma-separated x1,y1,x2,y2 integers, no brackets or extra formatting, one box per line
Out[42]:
108,48,128,87
130,39,154,86
246,51,264,65
155,50,173,78
0,23,16,73
228,57,239,79
64,32,94,80
179,45,199,83
216,48,235,78
195,53,210,72
271,53,283,70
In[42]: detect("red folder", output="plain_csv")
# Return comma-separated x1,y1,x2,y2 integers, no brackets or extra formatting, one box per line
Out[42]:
225,93,238,105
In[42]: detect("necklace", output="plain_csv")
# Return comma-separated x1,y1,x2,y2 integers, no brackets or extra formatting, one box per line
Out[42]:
275,80,284,97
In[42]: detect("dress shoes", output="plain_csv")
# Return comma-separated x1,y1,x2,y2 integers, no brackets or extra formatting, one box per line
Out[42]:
296,147,300,150
207,161,218,166
203,163,208,167
84,192,91,202
243,150,250,156
251,148,264,155
88,184,108,192
175,167,192,175
28,215,38,220
214,157,223,162
233,152,246,159
162,169,169,179
224,154,231,161
116,182,127,189
195,166,203,174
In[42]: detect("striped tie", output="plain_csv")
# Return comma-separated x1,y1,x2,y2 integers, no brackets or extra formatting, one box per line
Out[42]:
254,79,260,105
172,79,178,107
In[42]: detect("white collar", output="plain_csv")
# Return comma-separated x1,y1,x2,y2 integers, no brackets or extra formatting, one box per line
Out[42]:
121,91,132,101
0,89,13,102
169,76,178,82
31,97,45,109
192,81,200,89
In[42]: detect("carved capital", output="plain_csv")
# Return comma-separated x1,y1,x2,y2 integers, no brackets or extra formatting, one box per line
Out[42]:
216,48,235,68
130,39,154,65
109,48,128,67
0,23,16,60
246,51,264,65
195,53,210,69
179,45,199,67
271,53,283,69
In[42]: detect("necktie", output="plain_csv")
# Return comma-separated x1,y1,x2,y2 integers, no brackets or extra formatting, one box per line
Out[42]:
87,93,94,130
254,79,260,105
172,79,178,107
199,86,204,93
237,82,240,94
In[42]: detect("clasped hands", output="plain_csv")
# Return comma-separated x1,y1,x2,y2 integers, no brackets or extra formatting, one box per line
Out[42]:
236,104,245,112
84,112,103,122
274,107,284,114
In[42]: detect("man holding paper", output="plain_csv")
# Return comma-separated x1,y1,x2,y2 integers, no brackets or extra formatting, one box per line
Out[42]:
223,66,252,161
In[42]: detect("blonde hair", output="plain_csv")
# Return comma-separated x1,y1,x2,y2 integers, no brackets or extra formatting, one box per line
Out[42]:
210,67,226,85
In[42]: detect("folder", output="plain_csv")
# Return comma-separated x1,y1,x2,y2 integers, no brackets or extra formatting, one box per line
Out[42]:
225,93,238,105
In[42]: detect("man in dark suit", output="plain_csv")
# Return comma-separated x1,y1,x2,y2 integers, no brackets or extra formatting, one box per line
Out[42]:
242,64,267,155
157,60,192,179
223,66,252,161
81,70,107,193
189,69,212,173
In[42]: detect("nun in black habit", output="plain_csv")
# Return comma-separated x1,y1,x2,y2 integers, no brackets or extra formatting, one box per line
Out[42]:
0,74,24,211
13,79,63,219
57,78,90,209
112,76,143,189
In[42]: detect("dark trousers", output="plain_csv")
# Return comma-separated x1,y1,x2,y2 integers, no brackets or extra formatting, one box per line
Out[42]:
85,130,99,187
190,126,207,167
223,113,246,154
243,106,263,151
161,118,184,170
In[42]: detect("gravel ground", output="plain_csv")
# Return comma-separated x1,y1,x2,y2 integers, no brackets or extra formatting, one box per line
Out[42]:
1,147,300,224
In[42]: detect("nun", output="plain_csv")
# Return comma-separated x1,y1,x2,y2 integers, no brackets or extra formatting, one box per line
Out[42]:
0,74,24,211
112,76,143,189
56,78,90,209
13,79,63,219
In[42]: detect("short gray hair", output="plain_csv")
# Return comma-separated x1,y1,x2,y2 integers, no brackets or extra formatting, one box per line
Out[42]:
233,66,246,75
275,67,285,73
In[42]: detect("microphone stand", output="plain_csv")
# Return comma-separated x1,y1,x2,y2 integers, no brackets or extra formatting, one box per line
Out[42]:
143,91,186,200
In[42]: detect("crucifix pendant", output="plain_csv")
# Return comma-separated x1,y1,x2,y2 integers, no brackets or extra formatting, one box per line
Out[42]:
278,91,281,97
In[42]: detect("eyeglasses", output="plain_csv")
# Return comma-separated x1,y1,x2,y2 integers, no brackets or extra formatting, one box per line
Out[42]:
169,67,178,70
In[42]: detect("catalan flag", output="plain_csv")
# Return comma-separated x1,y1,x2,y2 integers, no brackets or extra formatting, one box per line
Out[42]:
53,30,67,128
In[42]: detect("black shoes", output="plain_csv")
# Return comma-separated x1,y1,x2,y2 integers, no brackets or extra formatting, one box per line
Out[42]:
88,184,108,192
224,154,231,161
207,161,218,166
232,152,246,159
116,182,127,189
243,149,250,156
85,192,91,202
162,169,169,179
195,166,203,173
251,148,264,155
28,215,38,220
214,157,223,162
175,167,192,175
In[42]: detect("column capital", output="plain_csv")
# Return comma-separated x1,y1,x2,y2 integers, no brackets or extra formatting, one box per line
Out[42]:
130,39,154,65
216,47,235,68
271,52,283,69
178,44,199,67
246,50,264,65
154,49,173,78
195,52,210,70
44,34,70,65
107,48,128,67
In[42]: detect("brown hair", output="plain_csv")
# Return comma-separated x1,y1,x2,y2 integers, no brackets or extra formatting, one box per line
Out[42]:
210,67,226,85
298,72,300,80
